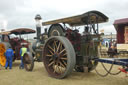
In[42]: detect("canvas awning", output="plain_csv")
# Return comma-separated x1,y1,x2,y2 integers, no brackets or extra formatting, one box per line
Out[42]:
42,10,108,26
10,28,36,35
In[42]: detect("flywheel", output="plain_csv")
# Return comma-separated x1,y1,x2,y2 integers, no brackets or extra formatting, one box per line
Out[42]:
0,43,6,66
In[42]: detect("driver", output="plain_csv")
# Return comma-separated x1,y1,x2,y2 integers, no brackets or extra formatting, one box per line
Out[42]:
83,26,90,35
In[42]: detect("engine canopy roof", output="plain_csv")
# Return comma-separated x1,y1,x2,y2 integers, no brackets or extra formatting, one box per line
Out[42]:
42,10,108,26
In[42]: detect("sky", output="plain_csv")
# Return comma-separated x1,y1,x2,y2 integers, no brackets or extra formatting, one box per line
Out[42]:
0,0,128,38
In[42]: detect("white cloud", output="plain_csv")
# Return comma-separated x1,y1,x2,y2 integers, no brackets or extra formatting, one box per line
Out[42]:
100,25,116,34
0,0,128,36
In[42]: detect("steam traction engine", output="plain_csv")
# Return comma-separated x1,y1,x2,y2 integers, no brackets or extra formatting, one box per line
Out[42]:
0,28,35,67
24,11,109,78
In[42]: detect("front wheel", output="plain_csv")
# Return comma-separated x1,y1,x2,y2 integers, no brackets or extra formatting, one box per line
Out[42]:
43,36,76,79
23,52,34,71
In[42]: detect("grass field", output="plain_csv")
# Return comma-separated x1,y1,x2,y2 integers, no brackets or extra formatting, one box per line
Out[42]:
0,60,128,85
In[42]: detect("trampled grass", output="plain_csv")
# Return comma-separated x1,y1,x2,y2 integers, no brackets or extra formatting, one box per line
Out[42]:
0,60,128,85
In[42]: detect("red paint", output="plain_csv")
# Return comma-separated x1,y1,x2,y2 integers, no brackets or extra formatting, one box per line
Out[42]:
116,25,125,43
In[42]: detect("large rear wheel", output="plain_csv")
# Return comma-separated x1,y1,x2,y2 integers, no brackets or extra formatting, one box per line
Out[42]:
43,36,76,79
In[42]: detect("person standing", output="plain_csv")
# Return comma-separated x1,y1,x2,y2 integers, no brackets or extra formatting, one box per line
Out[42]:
19,44,27,69
5,46,14,69
113,40,117,48
106,42,108,47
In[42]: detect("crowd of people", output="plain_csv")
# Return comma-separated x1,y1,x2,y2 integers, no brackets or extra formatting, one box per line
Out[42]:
0,44,27,70
107,40,118,58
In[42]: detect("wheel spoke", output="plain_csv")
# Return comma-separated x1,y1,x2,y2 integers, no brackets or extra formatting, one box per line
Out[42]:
53,62,57,73
53,40,57,51
61,57,67,60
53,46,56,53
61,53,67,57
49,58,53,62
49,50,54,55
61,60,67,67
57,42,61,52
59,61,66,68
48,45,55,52
46,54,52,57
48,61,54,67
59,49,66,54
60,43,63,51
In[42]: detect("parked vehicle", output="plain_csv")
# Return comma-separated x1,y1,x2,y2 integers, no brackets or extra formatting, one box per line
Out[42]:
23,10,108,78
0,28,35,67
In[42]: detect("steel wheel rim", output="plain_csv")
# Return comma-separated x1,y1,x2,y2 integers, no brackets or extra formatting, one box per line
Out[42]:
23,53,33,71
48,24,65,37
43,36,76,78
44,39,68,76
51,29,60,36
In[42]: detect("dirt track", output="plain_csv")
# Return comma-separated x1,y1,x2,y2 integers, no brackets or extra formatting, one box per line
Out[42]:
0,60,128,85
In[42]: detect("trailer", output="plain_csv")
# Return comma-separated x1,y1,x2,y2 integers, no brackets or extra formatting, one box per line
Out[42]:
114,18,128,53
